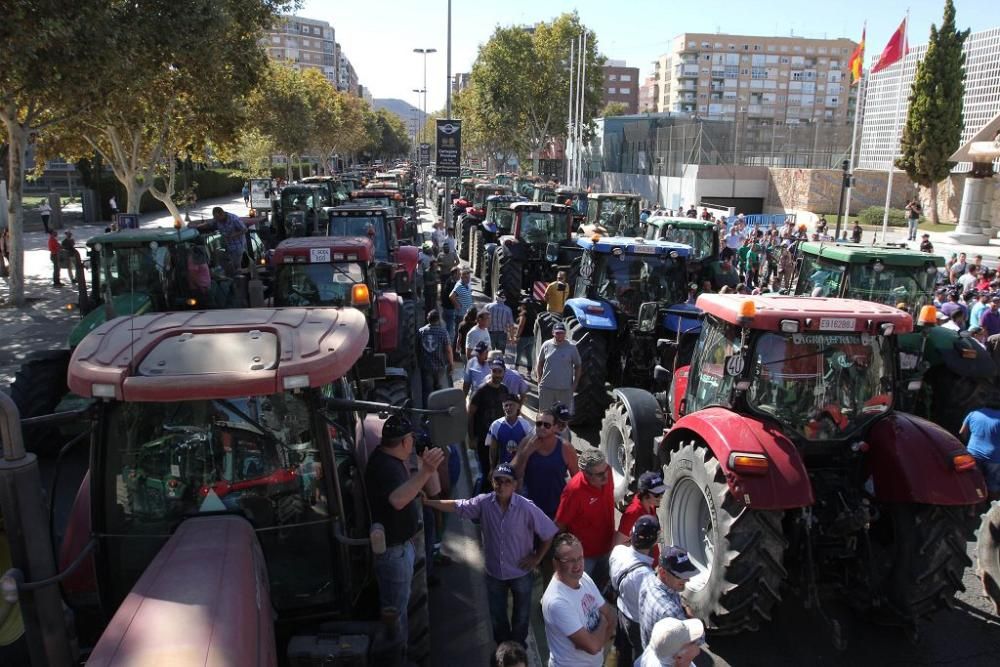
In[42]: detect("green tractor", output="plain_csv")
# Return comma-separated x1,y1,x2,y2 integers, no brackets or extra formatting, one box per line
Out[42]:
579,193,642,237
643,216,720,285
270,184,337,239
792,241,999,434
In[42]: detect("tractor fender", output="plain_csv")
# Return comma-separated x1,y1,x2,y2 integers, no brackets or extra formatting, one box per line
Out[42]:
865,412,986,505
58,471,97,601
395,245,419,280
376,292,403,354
499,236,526,261
564,297,617,331
663,407,814,510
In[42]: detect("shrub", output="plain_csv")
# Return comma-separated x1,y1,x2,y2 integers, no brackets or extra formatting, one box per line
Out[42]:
857,206,911,228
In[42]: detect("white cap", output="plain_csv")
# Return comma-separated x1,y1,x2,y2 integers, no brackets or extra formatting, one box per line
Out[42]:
650,617,705,662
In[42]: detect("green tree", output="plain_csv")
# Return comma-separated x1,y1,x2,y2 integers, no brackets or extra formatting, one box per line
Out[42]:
895,0,969,224
1,1,119,306
601,101,629,117
250,62,315,182
364,109,411,161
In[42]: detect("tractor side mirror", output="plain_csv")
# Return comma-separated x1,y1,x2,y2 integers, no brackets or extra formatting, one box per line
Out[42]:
637,302,658,333
545,243,560,263
393,270,411,295
425,388,467,446
656,338,677,355
653,364,671,385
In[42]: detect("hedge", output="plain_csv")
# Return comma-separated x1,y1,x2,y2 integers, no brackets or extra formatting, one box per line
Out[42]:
857,206,913,228
93,168,244,219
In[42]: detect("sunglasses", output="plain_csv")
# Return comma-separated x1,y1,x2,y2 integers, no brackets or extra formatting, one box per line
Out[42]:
536,421,554,428
492,477,514,486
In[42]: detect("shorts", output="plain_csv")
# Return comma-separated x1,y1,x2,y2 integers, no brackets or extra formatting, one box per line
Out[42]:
976,458,1000,493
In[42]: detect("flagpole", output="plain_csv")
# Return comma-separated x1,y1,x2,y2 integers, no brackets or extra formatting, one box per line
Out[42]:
881,13,908,241
843,25,865,237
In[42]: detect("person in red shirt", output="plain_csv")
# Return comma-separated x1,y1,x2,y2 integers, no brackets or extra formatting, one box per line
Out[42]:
47,230,63,286
555,449,615,589
614,471,667,547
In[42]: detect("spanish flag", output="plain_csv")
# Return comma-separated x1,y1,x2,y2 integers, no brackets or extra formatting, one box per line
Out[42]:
848,26,865,85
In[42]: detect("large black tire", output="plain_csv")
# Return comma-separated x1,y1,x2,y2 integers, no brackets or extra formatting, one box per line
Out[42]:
976,501,1000,614
472,229,486,281
389,299,417,374
482,247,495,298
493,250,523,306
565,316,610,426
866,503,973,625
660,440,787,634
370,377,411,406
458,216,471,260
8,349,72,457
925,367,1000,436
532,311,562,380
600,389,663,507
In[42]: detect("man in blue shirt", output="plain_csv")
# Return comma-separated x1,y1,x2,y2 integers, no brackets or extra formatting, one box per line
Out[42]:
418,309,454,400
486,395,534,468
638,546,698,647
960,407,1000,500
211,206,247,264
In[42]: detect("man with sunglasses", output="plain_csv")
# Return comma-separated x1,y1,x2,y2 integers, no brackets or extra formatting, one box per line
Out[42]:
614,472,667,547
423,463,558,648
510,409,579,519
554,450,615,588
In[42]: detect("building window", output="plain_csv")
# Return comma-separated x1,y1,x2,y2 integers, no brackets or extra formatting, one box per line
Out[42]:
620,87,631,94
621,74,632,81
608,74,618,81
608,87,617,94
271,35,280,43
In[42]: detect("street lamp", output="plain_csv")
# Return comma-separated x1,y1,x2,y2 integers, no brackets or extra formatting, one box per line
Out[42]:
412,88,426,146
413,47,437,159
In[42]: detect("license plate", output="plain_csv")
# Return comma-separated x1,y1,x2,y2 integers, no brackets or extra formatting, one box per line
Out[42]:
633,244,656,254
819,317,855,331
310,248,331,263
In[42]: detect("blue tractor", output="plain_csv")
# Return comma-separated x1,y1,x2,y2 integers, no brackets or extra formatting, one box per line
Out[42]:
535,236,699,425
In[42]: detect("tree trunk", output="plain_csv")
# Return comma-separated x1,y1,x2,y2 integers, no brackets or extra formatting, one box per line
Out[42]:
124,176,148,215
3,121,28,306
149,160,181,222
928,182,940,225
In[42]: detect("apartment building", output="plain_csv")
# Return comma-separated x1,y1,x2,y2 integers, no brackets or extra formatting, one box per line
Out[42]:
859,26,1000,170
602,60,640,114
266,16,339,85
336,44,359,95
638,75,658,113
652,33,859,125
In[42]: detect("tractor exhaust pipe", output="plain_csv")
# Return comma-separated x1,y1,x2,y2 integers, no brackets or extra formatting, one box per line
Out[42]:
0,392,76,666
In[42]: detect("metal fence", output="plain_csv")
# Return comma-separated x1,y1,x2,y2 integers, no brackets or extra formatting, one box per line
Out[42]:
594,116,857,177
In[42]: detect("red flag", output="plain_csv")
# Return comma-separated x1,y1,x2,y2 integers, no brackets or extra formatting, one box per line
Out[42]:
871,18,908,74
848,26,865,85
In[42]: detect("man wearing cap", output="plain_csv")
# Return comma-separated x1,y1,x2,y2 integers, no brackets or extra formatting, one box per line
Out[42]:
555,449,615,586
485,291,515,351
466,310,493,360
450,266,474,324
970,291,990,329
614,472,666,547
469,363,512,483
535,322,582,413
463,341,492,396
418,310,454,400
638,547,699,647
919,233,934,254
440,265,460,345
486,394,534,468
364,415,445,646
983,296,1000,338
541,533,617,666
637,617,704,667
486,351,530,403
424,463,558,647
609,515,659,664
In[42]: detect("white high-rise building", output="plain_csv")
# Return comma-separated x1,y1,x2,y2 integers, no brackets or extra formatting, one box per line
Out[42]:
858,26,1000,171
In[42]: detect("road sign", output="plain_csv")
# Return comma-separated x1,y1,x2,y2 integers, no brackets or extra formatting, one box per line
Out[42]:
435,120,461,178
250,178,273,211
418,143,431,166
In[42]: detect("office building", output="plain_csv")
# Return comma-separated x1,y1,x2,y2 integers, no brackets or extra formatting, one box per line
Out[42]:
602,60,640,114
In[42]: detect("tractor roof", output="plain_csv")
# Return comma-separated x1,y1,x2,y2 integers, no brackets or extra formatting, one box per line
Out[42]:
301,176,337,183
588,192,640,201
67,308,369,402
352,189,402,200
555,187,587,195
576,236,692,257
272,236,375,263
476,183,510,192
509,201,571,213
281,184,322,193
86,227,199,248
798,242,945,267
486,194,524,204
645,216,716,231
331,206,388,217
696,293,913,334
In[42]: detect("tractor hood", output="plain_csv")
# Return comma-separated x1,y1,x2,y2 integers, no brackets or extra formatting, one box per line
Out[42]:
68,292,152,348
898,326,998,379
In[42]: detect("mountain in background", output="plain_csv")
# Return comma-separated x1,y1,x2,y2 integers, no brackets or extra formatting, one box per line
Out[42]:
373,98,427,129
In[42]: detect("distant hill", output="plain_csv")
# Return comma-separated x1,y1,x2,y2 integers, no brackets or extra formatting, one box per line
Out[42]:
373,98,427,128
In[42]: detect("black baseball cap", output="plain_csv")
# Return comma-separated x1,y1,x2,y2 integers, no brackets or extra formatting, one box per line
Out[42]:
492,463,516,480
475,341,490,353
381,414,413,440
490,357,506,369
552,323,566,333
659,546,698,579
638,471,668,495
631,515,660,549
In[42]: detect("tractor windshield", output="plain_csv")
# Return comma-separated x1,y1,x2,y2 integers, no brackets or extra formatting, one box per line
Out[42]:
746,332,892,440
328,217,389,261
274,262,365,307
659,227,716,262
593,254,686,316
100,392,344,612
99,244,170,297
489,206,515,234
560,193,588,215
517,211,569,244
282,191,320,211
356,196,395,213
596,198,641,236
845,263,936,310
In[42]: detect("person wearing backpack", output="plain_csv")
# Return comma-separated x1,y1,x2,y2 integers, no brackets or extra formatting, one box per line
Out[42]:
608,515,659,665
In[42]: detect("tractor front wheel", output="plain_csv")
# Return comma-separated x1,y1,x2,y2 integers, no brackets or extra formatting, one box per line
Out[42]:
9,349,72,458
494,251,523,305
977,501,1000,615
660,440,787,634
458,217,472,260
472,229,486,281
389,299,418,375
565,316,610,425
600,389,662,507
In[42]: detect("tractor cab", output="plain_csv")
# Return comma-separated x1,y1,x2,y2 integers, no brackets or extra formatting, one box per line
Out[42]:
532,184,557,203
272,184,335,239
301,175,350,205
469,194,525,284
328,206,418,298
493,173,513,187
349,189,414,243
555,187,588,223
644,217,719,264
582,193,642,237
472,183,512,211
514,176,537,198
488,202,577,304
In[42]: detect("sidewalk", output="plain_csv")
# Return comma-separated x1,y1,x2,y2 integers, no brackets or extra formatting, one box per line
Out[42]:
0,195,248,387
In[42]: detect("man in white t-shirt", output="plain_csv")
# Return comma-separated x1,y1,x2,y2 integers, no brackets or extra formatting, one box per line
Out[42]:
541,533,615,666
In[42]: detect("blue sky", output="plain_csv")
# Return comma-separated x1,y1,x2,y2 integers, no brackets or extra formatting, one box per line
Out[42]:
302,0,1000,111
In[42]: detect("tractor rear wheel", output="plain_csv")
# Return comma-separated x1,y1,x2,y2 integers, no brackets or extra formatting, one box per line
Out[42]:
8,349,72,458
458,217,471,260
600,389,662,507
389,299,417,375
494,250,523,306
482,247,495,297
565,316,610,425
660,440,787,634
370,377,411,406
976,501,1000,615
472,229,486,280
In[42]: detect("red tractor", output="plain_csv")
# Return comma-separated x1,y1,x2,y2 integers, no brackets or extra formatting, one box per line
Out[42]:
349,189,416,244
0,307,467,666
599,294,986,640
271,236,417,389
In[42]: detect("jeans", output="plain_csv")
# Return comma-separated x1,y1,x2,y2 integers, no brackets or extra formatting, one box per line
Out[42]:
614,608,642,664
975,458,1000,494
51,252,61,285
442,309,457,348
908,217,919,241
515,336,533,371
489,331,508,351
420,366,450,404
374,540,415,644
485,572,534,646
